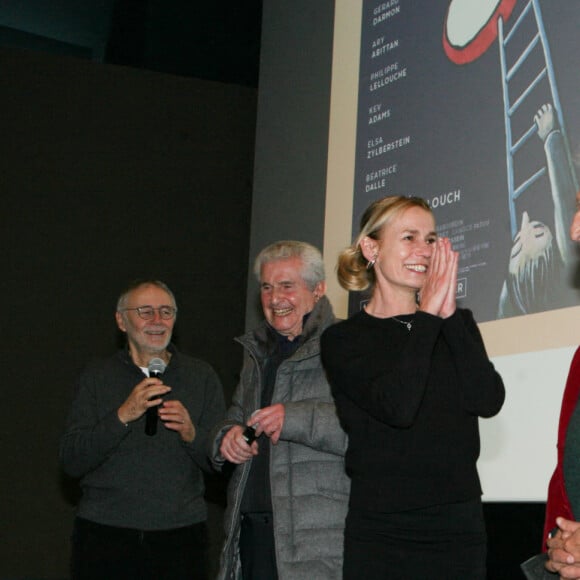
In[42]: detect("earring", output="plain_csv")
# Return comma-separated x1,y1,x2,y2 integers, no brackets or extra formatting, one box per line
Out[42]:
366,255,377,270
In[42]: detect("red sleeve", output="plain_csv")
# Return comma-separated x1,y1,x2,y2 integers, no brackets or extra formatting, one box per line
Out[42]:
543,346,580,549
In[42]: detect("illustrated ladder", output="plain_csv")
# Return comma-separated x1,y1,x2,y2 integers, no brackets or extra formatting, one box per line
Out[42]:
497,0,577,239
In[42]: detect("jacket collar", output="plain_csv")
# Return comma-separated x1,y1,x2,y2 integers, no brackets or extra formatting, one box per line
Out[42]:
237,295,335,360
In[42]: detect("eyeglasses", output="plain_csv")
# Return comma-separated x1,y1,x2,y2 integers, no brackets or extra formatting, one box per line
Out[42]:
120,306,177,320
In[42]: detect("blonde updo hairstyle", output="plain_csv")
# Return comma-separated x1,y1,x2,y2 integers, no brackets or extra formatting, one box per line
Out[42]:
337,195,432,292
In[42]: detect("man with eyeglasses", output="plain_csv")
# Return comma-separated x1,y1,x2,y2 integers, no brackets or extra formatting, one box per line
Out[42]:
60,279,225,580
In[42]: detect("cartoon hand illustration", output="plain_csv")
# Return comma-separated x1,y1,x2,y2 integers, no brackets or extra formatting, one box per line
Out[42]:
534,103,557,142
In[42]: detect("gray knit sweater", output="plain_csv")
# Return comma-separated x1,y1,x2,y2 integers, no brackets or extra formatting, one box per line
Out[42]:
60,345,225,530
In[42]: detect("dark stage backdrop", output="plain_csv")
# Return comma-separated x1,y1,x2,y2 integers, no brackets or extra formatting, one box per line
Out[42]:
0,47,255,578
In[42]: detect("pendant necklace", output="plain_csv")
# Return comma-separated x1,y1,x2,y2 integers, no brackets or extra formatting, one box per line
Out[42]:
391,316,413,331
364,304,414,331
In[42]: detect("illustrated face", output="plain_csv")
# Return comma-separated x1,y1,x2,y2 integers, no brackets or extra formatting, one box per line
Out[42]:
570,190,580,242
366,206,437,294
509,211,552,276
259,257,324,341
115,284,176,365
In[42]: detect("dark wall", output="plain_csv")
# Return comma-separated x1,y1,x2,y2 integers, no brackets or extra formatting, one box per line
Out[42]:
245,0,335,329
0,47,255,578
485,502,546,579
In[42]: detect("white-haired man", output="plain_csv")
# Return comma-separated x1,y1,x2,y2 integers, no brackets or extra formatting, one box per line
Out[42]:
210,241,349,579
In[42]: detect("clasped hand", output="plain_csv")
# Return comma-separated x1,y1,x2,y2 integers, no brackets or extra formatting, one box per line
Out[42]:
117,377,196,442
418,237,458,319
546,518,580,579
220,403,286,464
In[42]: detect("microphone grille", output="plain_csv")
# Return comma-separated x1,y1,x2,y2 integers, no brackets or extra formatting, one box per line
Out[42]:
148,357,166,375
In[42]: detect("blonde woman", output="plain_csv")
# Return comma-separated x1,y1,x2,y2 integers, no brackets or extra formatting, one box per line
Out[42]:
321,196,505,579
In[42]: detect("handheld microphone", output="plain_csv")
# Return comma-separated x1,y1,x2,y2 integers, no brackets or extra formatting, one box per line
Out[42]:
242,425,257,444
145,357,167,436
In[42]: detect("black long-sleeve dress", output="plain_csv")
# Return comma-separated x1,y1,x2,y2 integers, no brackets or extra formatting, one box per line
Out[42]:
321,308,505,579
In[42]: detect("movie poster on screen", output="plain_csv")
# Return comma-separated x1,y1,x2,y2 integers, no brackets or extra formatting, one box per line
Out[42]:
351,0,580,322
